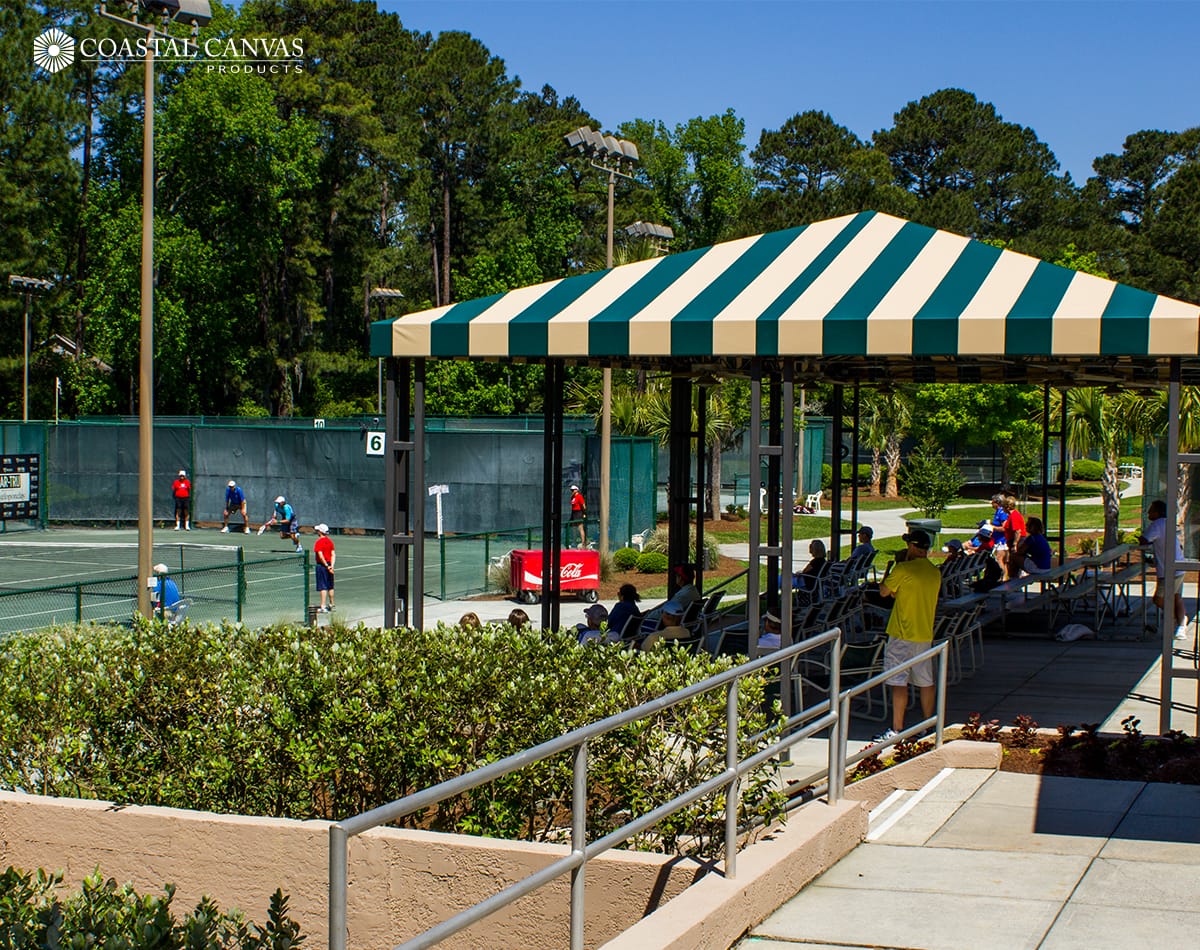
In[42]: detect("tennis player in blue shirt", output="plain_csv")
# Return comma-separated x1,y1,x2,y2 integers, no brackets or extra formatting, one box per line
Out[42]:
222,480,249,533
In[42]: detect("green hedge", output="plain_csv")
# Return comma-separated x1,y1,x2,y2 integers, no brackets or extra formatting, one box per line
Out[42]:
635,550,670,573
0,621,782,858
613,546,640,570
0,868,303,948
821,463,873,489
1070,458,1104,480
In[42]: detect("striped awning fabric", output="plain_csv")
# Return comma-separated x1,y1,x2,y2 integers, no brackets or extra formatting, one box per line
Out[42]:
369,211,1200,361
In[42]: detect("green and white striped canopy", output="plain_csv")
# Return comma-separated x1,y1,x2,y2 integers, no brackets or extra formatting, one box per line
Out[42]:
369,211,1200,363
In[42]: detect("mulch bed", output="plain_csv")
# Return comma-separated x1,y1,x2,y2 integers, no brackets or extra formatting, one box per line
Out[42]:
945,721,1200,784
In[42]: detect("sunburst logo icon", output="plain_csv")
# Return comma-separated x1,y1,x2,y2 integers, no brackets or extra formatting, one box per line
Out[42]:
33,29,75,74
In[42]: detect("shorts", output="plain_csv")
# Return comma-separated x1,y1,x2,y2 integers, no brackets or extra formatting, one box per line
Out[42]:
1023,557,1049,575
316,563,333,592
992,537,1008,549
174,497,189,515
884,637,935,688
1154,574,1186,599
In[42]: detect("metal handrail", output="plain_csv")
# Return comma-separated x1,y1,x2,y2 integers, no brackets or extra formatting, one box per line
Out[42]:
328,627,844,950
830,639,949,799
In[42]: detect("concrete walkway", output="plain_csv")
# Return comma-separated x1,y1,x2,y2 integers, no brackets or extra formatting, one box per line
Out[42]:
739,768,1200,949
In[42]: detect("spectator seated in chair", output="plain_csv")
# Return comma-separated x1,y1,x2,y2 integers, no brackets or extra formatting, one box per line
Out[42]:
1015,517,1053,575
793,539,830,592
964,521,995,554
577,603,616,644
642,601,689,649
607,583,642,639
756,610,783,652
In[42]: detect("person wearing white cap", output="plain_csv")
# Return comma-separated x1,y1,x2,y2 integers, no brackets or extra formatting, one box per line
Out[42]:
313,523,335,612
757,610,783,651
150,562,180,613
222,480,249,533
568,484,587,548
259,495,302,552
171,470,192,530
576,602,612,644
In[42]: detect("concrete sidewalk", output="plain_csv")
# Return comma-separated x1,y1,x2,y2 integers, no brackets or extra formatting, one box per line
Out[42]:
741,768,1200,949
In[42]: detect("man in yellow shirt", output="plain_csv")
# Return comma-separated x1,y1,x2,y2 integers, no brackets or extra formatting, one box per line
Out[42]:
877,528,941,741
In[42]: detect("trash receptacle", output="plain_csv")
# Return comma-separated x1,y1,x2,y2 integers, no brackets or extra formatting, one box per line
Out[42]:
905,518,942,552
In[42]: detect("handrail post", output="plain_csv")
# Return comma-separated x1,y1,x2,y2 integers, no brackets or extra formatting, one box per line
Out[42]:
827,635,842,803
329,823,348,950
836,693,851,800
570,740,588,950
936,643,947,747
724,680,740,878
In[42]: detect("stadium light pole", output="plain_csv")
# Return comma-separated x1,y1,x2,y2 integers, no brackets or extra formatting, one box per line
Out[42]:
563,127,639,558
7,275,54,422
98,0,211,617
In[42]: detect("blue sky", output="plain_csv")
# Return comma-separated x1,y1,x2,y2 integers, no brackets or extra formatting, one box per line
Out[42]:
384,0,1200,185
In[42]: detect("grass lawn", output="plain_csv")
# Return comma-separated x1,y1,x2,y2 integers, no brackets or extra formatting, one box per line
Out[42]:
909,494,1144,532
704,516,856,543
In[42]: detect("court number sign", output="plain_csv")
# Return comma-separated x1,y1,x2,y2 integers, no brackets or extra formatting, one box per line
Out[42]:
365,431,386,456
0,454,40,521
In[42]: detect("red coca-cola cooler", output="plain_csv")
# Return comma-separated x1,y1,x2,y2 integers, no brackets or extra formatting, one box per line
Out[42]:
509,549,600,604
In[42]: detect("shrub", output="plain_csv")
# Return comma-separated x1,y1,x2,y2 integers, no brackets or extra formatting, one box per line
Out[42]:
487,553,512,592
1117,454,1142,468
613,546,640,570
0,620,782,858
635,550,670,573
820,463,871,490
0,868,304,948
639,524,720,569
901,436,965,517
1070,458,1104,481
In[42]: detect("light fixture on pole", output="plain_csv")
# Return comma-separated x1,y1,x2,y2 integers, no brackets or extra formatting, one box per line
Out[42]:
563,126,639,559
7,275,54,422
369,286,405,414
98,0,211,618
624,220,675,255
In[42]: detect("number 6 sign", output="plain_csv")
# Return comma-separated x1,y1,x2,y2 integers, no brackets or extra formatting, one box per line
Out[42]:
365,431,385,456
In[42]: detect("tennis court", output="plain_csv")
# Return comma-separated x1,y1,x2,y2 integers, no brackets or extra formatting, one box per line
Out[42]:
0,525,536,633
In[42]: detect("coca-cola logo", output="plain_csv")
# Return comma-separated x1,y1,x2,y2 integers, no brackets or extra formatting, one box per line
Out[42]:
561,562,584,580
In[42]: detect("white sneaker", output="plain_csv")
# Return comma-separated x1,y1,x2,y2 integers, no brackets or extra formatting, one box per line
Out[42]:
185,525,190,531
221,526,229,533
1175,625,1189,641
296,544,304,553
243,527,250,534
174,525,180,531
871,729,899,744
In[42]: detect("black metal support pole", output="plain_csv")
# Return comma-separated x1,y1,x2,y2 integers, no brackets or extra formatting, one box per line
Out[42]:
384,359,411,629
542,359,566,632
830,385,845,560
747,363,763,642
1058,387,1067,562
412,359,426,630
695,382,707,592
668,377,693,592
1042,383,1051,552
766,374,782,611
850,381,860,557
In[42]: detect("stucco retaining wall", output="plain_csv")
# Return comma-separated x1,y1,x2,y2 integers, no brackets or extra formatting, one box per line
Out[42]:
0,791,703,948
842,739,1003,811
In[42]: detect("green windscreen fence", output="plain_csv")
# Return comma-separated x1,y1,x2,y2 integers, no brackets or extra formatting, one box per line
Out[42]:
1,418,659,602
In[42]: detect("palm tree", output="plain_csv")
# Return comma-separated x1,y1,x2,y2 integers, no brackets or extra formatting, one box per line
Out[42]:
879,390,913,499
858,390,888,496
1053,388,1155,550
1146,385,1200,535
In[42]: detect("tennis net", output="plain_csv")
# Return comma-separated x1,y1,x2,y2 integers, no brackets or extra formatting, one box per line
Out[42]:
0,552,309,635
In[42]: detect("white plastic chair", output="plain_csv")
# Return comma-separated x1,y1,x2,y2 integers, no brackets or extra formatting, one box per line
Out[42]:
805,492,823,512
